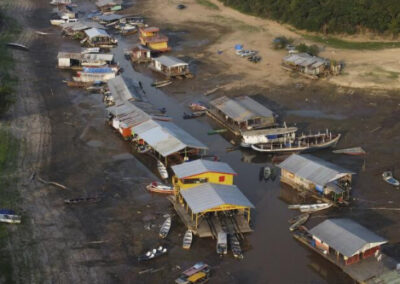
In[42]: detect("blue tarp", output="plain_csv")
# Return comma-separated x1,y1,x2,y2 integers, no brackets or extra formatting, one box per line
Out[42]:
267,134,278,139
235,44,243,50
0,209,15,215
83,67,113,73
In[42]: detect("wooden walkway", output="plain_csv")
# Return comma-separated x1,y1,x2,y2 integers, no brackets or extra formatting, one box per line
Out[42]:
293,233,398,283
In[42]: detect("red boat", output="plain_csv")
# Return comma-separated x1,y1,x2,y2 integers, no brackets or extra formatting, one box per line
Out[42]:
146,182,174,194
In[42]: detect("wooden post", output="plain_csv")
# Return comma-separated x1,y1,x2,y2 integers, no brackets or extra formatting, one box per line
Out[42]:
247,208,251,223
195,214,198,228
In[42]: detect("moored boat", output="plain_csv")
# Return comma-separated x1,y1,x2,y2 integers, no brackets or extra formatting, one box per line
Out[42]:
208,129,227,135
216,232,228,255
0,213,21,224
263,166,271,180
241,125,298,147
175,262,211,284
137,144,152,154
230,234,243,259
289,213,310,231
382,171,400,187
251,132,341,154
333,147,366,155
152,80,172,88
183,111,206,119
146,182,174,194
182,230,193,249
288,203,332,213
64,197,101,204
157,160,169,179
159,216,172,238
138,245,168,261
189,102,208,112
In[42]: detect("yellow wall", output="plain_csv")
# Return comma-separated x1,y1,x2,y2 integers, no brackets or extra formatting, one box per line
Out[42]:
141,31,156,37
173,172,234,190
148,41,169,51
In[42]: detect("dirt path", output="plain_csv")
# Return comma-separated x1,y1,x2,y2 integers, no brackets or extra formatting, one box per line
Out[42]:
137,0,400,91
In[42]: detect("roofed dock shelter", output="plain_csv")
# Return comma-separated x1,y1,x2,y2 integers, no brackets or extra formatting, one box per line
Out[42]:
149,56,191,79
208,96,275,135
169,183,254,238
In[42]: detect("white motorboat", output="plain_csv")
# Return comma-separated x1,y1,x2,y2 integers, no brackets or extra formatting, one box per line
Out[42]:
159,216,171,238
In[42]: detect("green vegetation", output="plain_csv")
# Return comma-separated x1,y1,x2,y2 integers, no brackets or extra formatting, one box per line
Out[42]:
295,43,319,56
219,0,400,35
272,36,293,49
196,0,219,10
303,34,400,50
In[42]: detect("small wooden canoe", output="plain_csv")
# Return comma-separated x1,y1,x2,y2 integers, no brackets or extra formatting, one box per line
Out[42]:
159,216,171,238
182,230,193,249
288,203,332,213
230,234,243,259
208,129,227,135
64,197,101,204
289,213,310,231
333,147,366,155
263,166,271,180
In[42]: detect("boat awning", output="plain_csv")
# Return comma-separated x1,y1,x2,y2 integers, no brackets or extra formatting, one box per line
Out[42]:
85,28,110,39
171,159,236,179
154,56,188,68
210,95,274,123
309,219,387,257
180,183,254,214
132,120,207,157
278,154,354,186
241,126,298,137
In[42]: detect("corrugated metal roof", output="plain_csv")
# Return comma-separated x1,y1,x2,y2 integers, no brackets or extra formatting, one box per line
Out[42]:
132,120,207,157
278,154,354,186
309,219,387,257
107,76,135,104
85,28,110,39
171,159,236,178
97,14,123,22
154,56,188,68
58,52,81,60
210,96,273,122
283,53,328,68
62,21,104,31
82,53,114,62
180,183,254,214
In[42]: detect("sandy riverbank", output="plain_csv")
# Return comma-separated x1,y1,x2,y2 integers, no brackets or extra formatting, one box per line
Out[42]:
135,0,400,91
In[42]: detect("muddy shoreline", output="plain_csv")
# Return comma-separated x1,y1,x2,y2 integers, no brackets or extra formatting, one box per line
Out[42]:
1,0,400,283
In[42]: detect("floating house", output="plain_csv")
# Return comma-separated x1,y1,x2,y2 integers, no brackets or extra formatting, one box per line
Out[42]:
278,154,354,202
130,44,151,63
308,219,387,266
73,67,117,83
57,52,114,69
95,14,123,25
84,28,117,48
171,159,237,190
208,96,275,134
61,21,105,38
173,183,254,235
139,27,170,52
131,120,208,164
96,0,122,12
149,56,191,78
107,101,169,139
282,53,341,78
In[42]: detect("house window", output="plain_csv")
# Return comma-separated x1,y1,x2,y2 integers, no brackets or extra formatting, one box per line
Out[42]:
219,176,225,182
182,178,208,184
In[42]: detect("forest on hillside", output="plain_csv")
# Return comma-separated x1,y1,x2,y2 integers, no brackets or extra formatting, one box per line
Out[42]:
219,0,400,35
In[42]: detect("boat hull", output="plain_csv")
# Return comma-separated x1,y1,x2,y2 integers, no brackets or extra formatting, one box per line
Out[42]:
251,134,341,153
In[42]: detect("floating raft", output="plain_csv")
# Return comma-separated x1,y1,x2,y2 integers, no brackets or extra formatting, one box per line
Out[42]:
208,129,227,135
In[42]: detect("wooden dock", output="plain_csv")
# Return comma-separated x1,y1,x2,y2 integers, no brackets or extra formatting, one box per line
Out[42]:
206,111,241,136
293,233,399,283
168,196,253,238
